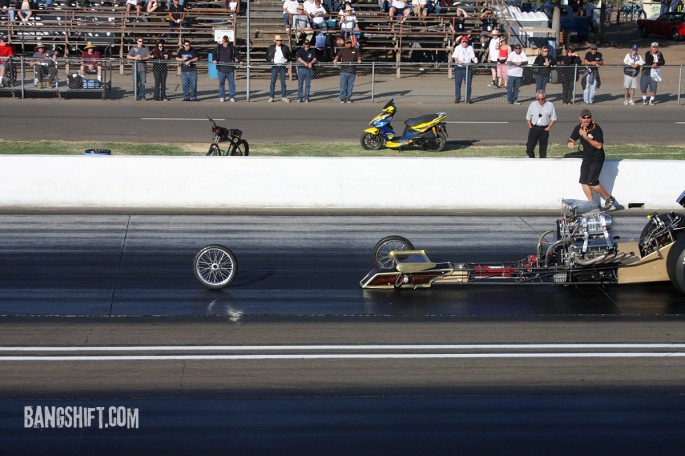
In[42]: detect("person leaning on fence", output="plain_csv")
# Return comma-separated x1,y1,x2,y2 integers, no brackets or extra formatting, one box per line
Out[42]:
640,42,665,106
506,43,527,104
333,37,361,103
214,35,243,102
176,40,199,101
30,43,57,89
532,46,556,93
267,35,291,102
622,43,643,106
0,35,14,87
296,41,318,103
80,42,102,81
525,90,557,159
496,36,509,89
127,37,151,100
559,47,580,104
582,43,603,104
151,39,171,101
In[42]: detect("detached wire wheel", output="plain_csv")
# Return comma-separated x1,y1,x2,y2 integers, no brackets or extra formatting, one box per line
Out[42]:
372,235,415,269
193,244,238,289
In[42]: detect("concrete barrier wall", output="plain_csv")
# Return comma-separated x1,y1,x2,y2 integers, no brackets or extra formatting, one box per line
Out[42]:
1,156,683,211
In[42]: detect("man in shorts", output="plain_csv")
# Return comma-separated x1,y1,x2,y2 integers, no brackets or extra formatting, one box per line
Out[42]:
622,43,643,105
567,109,616,210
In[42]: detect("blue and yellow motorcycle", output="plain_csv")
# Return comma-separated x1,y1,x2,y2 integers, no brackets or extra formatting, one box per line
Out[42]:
360,99,448,152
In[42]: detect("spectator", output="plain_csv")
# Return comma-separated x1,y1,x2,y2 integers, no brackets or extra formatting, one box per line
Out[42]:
333,38,361,103
309,0,328,30
532,46,556,93
487,30,501,88
167,0,186,29
0,35,14,87
17,0,37,23
296,41,318,102
623,43,643,106
378,0,390,13
452,35,477,104
413,0,430,17
151,39,171,101
339,3,360,43
1,1,16,24
126,0,143,20
506,43,527,104
559,47,581,104
451,7,468,34
582,43,603,104
567,109,616,210
213,35,243,102
283,0,300,30
80,42,102,81
525,90,557,158
147,0,161,13
127,37,151,101
496,36,510,89
226,0,240,13
293,4,314,45
30,43,57,89
176,40,199,101
266,34,291,102
389,0,411,22
640,42,665,105
480,7,497,33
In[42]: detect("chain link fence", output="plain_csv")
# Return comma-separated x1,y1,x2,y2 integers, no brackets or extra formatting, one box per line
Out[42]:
1,57,683,105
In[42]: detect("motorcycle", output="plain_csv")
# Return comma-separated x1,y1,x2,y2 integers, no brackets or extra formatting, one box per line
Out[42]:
360,99,448,152
206,116,249,156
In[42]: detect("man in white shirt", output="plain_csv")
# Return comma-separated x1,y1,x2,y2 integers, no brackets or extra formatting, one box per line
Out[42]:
506,43,527,104
389,0,411,22
525,90,557,158
452,35,477,104
266,34,292,102
308,0,328,29
283,0,300,29
487,29,501,88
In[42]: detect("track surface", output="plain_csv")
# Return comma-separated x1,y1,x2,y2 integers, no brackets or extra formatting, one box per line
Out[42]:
0,214,684,454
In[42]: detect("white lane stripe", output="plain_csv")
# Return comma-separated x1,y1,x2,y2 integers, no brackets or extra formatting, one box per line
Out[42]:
2,344,684,352
445,121,509,124
140,118,225,121
1,353,684,361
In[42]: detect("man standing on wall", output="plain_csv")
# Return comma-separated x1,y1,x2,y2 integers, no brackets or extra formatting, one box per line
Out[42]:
567,109,616,210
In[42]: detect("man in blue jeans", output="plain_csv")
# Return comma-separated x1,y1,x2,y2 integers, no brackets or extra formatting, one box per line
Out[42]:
176,40,199,101
333,38,361,103
266,35,291,102
296,41,318,102
506,44,527,104
213,35,243,102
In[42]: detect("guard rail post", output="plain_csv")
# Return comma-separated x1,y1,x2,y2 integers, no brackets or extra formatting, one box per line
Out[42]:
572,65,578,105
679,64,682,105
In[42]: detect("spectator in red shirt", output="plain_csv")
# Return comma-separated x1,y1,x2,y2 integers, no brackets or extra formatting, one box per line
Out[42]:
0,35,14,87
80,41,102,81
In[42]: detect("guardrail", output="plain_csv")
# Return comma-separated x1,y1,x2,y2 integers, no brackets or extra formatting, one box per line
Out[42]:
1,58,683,104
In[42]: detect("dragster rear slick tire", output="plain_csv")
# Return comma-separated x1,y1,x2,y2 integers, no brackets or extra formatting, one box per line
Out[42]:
372,235,415,269
666,236,685,293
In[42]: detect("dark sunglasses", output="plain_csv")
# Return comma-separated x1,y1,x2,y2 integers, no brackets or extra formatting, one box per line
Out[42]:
582,116,592,119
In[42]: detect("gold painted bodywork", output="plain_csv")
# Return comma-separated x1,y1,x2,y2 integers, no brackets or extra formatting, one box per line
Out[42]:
616,241,673,284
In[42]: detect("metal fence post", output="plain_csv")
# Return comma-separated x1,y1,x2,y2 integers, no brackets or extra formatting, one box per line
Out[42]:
371,62,375,102
572,64,578,105
679,64,682,106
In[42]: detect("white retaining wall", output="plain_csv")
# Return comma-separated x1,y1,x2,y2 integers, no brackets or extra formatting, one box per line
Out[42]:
1,156,683,211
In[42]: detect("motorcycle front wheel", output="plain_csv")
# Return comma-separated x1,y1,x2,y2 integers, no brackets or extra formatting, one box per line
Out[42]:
372,235,415,269
193,244,238,289
206,144,221,156
229,139,249,156
360,132,384,151
423,132,447,152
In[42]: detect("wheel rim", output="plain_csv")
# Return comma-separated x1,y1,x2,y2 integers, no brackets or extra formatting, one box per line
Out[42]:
231,141,248,156
363,134,383,150
196,248,235,287
207,145,220,156
376,240,411,269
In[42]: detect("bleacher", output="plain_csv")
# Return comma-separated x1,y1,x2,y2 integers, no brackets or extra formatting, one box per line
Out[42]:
0,0,504,62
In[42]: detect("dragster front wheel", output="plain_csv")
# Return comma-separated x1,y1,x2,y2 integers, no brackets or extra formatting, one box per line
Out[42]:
193,244,238,289
360,132,384,150
372,235,415,269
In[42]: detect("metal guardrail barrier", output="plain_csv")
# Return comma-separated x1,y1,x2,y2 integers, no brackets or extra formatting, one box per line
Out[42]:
1,57,683,105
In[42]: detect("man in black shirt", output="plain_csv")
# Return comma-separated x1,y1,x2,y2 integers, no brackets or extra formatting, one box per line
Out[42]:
333,38,361,103
213,35,243,102
567,109,615,210
295,42,317,103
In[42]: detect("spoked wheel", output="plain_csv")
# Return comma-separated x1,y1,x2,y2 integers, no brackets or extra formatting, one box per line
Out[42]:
229,139,249,156
206,144,221,156
193,244,238,289
372,235,415,269
423,133,446,152
360,132,384,151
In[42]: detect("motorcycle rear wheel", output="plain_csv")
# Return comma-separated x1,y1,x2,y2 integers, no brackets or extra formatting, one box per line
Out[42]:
206,144,221,156
372,235,415,269
360,133,384,151
229,139,249,156
424,132,447,152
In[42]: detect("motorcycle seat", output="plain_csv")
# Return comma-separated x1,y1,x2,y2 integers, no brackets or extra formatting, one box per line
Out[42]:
404,114,438,128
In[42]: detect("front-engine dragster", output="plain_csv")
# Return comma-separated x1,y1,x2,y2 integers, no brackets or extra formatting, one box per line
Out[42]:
360,191,685,294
